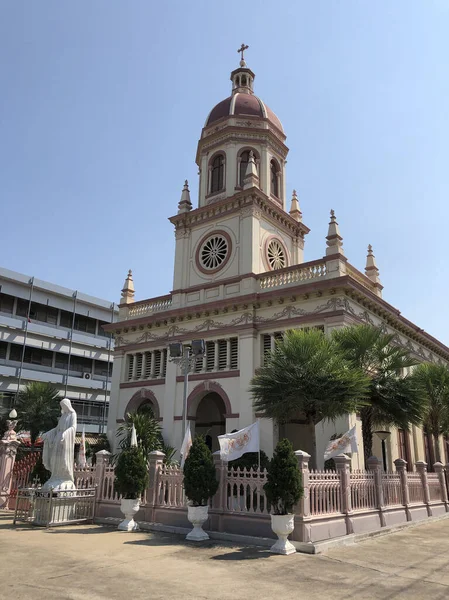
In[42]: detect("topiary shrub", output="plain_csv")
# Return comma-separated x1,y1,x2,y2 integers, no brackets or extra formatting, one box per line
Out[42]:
264,438,303,515
114,447,148,500
183,435,219,507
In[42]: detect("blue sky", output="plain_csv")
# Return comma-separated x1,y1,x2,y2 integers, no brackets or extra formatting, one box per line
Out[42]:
1,2,449,343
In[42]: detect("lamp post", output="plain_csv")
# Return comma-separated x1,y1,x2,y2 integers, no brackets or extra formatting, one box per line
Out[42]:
168,340,205,440
374,430,391,471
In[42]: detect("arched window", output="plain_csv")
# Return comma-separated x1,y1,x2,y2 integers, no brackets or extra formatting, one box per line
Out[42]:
270,160,279,197
239,150,250,187
210,154,224,193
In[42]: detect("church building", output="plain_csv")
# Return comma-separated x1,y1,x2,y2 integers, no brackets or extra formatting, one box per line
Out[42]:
105,49,449,470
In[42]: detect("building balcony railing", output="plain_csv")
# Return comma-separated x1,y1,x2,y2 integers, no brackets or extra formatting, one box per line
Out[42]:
117,256,378,322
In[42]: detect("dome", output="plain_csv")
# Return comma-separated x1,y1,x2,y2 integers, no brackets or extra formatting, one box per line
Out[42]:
205,92,284,133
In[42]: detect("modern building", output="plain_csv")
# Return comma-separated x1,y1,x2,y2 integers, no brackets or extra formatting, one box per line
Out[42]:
0,267,118,436
105,51,449,470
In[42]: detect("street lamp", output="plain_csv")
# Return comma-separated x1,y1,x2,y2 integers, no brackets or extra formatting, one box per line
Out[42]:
374,430,391,471
168,340,205,439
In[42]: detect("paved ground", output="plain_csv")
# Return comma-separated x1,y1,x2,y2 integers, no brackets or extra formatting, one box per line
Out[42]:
1,512,449,600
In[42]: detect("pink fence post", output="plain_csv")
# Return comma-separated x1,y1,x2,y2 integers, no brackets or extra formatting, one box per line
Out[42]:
394,458,411,521
144,450,165,523
415,461,432,517
433,462,448,511
367,456,386,526
0,439,20,509
212,451,227,512
334,454,354,534
294,450,311,543
212,451,227,532
95,450,111,498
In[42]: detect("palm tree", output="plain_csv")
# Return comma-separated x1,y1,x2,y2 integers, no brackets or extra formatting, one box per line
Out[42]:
116,407,178,465
332,325,425,466
16,382,61,447
250,328,370,466
412,363,449,463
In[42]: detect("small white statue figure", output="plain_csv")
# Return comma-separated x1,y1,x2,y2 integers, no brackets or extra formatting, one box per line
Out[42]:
41,398,77,491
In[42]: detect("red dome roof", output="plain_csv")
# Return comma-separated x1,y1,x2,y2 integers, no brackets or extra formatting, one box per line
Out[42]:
205,92,283,133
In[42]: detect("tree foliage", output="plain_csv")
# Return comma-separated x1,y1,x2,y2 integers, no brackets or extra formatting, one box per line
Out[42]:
183,435,219,506
114,447,149,499
332,325,425,464
16,382,61,446
251,329,369,425
412,362,449,463
264,439,303,515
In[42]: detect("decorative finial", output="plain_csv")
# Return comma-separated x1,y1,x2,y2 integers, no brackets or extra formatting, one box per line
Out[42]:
326,209,344,257
237,43,249,66
243,151,259,190
178,179,192,214
289,189,302,222
121,269,135,305
365,244,382,295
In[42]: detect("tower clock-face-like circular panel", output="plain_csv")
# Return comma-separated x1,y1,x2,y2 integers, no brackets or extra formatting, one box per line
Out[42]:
196,230,232,274
267,239,287,270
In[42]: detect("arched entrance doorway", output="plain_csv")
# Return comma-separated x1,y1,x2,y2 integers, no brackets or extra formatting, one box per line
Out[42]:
124,389,161,420
191,392,226,453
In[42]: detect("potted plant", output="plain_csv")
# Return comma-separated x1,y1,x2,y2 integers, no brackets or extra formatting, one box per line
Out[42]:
114,447,149,531
264,439,303,555
183,435,219,541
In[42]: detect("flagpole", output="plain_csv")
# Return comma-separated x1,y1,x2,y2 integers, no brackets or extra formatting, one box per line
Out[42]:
15,276,34,404
257,418,261,471
64,291,77,397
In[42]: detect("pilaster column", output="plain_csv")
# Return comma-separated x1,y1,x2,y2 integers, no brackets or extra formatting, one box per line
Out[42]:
416,460,432,516
150,351,156,378
141,352,147,380
226,339,231,371
132,353,138,381
433,462,448,510
214,341,219,372
212,451,227,529
0,439,20,509
334,454,354,534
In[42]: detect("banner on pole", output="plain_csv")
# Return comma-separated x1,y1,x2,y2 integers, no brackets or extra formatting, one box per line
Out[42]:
218,422,260,462
78,426,87,468
324,425,358,461
180,424,192,469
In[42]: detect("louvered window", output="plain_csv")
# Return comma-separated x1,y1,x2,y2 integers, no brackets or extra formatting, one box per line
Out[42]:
230,337,238,370
206,341,215,372
144,351,152,379
194,354,203,373
161,351,167,377
127,355,134,381
135,353,143,379
218,340,227,370
262,334,272,365
153,350,161,377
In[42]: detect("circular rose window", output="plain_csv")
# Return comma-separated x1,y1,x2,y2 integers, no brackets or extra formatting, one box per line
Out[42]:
199,234,229,271
267,239,286,270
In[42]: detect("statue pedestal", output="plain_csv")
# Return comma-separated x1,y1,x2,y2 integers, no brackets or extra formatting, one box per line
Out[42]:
33,490,77,526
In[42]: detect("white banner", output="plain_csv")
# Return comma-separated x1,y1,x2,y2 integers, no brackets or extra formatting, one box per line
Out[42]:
130,424,138,448
324,425,358,461
78,427,87,468
218,422,260,462
180,424,192,469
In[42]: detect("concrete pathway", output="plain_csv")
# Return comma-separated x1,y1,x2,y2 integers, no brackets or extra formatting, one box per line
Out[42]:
1,512,448,599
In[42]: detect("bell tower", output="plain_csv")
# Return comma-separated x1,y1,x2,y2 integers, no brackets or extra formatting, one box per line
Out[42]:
170,47,310,300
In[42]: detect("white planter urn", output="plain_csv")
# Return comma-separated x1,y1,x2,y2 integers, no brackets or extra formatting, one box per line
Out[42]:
270,514,296,555
118,498,140,531
186,505,209,541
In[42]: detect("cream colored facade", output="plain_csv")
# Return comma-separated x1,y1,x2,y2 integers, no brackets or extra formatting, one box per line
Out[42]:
106,56,449,470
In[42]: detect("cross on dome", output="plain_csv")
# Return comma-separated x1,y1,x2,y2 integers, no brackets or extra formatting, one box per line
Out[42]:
237,43,249,66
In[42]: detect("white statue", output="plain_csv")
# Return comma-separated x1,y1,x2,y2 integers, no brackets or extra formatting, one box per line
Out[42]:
41,398,77,491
